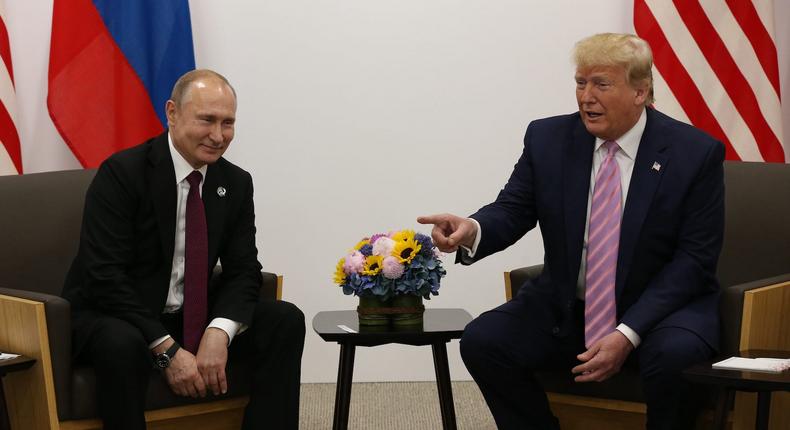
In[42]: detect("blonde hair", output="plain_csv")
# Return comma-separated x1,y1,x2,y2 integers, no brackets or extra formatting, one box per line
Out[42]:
573,33,654,105
170,69,236,107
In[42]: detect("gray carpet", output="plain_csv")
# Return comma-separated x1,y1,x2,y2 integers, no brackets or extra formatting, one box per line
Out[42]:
299,381,496,429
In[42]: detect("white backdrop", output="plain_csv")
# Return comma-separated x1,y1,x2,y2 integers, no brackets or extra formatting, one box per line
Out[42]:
6,0,790,383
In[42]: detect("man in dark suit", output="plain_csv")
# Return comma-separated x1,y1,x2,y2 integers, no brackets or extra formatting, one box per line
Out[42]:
419,33,724,429
62,69,305,429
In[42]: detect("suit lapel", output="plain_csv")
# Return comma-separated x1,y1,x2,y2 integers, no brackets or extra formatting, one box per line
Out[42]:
203,162,227,264
147,133,177,262
616,109,669,297
564,118,595,283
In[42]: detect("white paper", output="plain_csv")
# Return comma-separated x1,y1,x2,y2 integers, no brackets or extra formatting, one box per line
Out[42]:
0,353,21,360
712,357,790,373
337,324,357,333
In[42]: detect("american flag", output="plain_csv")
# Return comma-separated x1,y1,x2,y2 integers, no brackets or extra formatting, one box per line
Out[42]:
634,0,785,162
0,0,22,175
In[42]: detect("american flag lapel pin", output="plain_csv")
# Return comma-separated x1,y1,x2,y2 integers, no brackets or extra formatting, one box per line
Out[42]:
651,162,661,172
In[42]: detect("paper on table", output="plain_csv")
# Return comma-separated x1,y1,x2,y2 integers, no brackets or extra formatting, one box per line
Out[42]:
0,352,21,360
712,357,790,373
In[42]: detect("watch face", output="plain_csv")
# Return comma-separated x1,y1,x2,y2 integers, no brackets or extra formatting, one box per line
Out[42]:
155,354,171,369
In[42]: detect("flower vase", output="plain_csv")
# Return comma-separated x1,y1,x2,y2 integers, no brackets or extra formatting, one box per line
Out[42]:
357,296,391,326
390,294,425,326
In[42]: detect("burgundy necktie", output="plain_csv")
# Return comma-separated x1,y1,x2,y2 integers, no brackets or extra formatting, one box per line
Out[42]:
183,171,208,353
584,141,621,348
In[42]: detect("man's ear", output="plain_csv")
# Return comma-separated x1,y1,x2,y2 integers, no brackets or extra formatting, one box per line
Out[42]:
633,83,649,106
165,100,177,127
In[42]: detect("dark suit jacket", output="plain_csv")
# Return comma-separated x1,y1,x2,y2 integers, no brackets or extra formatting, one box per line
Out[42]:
464,108,725,349
63,132,263,353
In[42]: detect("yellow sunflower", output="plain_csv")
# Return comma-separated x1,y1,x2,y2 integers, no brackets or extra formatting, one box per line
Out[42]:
334,258,346,284
390,230,415,243
393,236,422,264
354,238,371,250
361,255,384,276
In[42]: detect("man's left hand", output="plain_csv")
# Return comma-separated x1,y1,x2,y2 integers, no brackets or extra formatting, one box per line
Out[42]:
572,331,634,382
196,327,230,395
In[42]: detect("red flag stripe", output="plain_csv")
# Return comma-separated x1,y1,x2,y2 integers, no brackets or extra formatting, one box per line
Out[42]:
633,0,740,161
725,0,780,97
672,0,784,162
0,13,12,84
0,101,21,172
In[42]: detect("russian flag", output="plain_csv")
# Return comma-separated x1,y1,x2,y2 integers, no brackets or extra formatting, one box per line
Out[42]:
48,0,195,168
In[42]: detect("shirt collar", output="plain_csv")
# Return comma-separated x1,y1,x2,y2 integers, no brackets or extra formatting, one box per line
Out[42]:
593,108,647,160
168,133,208,184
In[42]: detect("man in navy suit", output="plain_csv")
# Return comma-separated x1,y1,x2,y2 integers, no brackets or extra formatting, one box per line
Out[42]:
419,33,724,429
63,70,305,429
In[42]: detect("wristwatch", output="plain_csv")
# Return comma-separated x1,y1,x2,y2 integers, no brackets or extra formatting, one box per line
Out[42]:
154,341,181,370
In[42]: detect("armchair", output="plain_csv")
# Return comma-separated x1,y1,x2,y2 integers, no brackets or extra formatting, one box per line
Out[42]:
504,161,790,429
0,169,282,430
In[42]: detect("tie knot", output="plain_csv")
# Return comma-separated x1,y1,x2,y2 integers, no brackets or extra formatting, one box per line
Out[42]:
603,140,620,157
186,170,203,188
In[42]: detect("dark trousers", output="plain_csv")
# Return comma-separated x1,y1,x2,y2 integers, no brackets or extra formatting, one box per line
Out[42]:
74,299,306,430
459,295,713,430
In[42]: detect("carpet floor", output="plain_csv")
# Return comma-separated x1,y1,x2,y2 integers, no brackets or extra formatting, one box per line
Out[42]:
299,381,496,429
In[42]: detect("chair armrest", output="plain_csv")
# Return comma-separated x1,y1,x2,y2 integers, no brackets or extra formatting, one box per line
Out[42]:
260,272,282,301
0,287,67,426
719,273,790,355
504,264,544,301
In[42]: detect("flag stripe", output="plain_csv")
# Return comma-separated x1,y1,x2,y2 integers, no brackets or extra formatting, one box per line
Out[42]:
633,0,740,160
724,0,780,96
673,0,784,162
0,9,12,84
91,0,195,126
0,101,20,172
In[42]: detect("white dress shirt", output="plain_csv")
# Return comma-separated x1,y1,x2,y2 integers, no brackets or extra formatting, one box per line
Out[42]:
466,109,647,347
149,134,242,349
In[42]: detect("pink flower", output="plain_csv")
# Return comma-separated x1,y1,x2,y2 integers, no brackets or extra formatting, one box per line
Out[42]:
343,251,365,274
372,237,396,256
382,256,405,279
369,233,386,244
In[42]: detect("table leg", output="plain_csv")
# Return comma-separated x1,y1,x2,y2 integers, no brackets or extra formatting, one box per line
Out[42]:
432,342,457,430
333,343,356,430
755,391,771,430
712,388,732,430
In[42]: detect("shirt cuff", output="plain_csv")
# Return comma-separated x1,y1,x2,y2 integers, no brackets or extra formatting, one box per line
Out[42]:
459,218,482,257
208,318,244,346
149,335,171,350
616,323,641,348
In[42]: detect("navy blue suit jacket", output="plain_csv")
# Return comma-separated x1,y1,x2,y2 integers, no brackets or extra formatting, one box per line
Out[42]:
465,108,725,350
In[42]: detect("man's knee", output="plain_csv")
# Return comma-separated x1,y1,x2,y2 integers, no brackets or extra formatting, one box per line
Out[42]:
88,318,150,373
253,300,306,340
638,328,713,379
460,314,503,371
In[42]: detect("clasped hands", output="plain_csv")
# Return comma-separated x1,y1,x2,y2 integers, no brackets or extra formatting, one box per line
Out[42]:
152,328,229,398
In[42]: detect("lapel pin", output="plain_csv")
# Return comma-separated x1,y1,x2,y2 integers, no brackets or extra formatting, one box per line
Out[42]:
217,187,227,197
651,162,661,172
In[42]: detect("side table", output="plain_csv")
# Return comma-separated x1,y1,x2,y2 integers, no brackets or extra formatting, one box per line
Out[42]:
313,308,472,430
683,350,790,430
0,354,36,430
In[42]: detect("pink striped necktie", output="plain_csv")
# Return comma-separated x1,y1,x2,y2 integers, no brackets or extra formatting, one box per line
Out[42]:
584,140,621,348
183,171,208,353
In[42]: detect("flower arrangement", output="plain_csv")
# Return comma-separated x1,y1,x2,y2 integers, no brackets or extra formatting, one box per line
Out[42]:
333,230,447,300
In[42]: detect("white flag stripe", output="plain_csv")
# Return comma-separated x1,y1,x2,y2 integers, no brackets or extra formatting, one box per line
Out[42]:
699,0,783,143
752,0,776,38
646,0,763,161
652,70,690,124
0,143,15,175
0,54,17,125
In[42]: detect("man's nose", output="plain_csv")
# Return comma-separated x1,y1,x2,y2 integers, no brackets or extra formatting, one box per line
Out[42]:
579,85,596,104
209,123,223,142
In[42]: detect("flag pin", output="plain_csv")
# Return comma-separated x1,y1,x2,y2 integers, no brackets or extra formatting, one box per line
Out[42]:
652,162,661,172
217,187,227,197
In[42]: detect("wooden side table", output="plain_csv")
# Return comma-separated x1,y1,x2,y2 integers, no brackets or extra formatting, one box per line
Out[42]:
313,308,472,430
0,355,36,430
683,350,790,430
